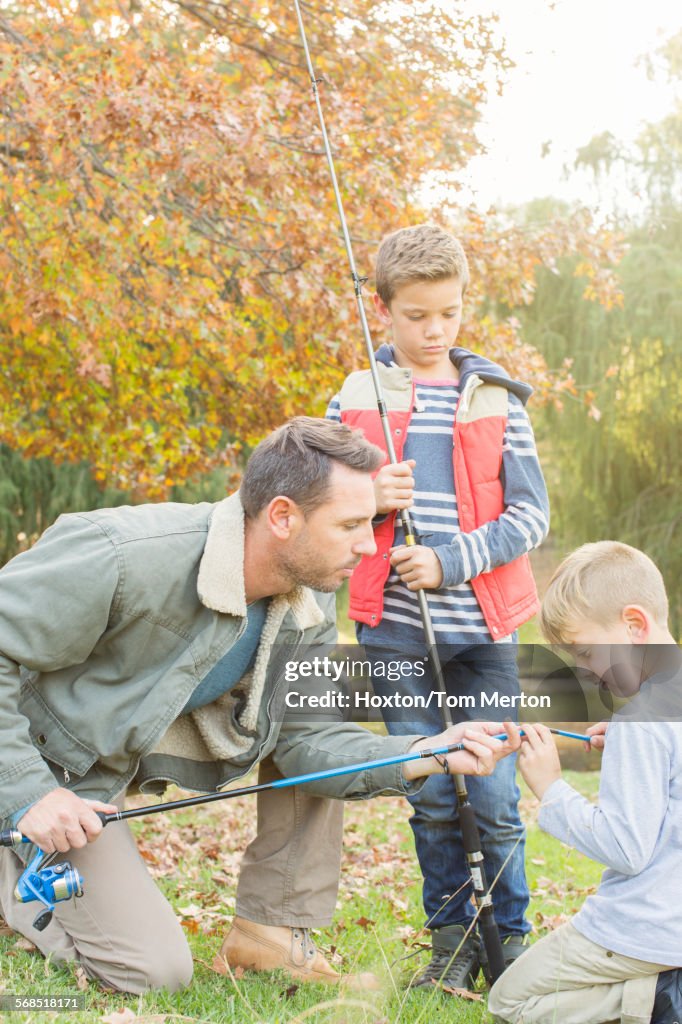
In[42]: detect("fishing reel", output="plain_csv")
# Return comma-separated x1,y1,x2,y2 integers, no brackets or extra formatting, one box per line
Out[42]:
0,831,84,932
15,847,84,931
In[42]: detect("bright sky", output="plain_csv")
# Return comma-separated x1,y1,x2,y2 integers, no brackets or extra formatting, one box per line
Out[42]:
455,0,681,212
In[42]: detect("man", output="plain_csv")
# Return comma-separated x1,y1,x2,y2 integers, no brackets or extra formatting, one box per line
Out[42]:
0,417,513,994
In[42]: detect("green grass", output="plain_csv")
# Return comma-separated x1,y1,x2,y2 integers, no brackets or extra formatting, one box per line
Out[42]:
0,772,603,1024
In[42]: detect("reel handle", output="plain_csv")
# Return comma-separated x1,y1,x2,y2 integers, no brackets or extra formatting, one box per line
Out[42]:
33,908,54,932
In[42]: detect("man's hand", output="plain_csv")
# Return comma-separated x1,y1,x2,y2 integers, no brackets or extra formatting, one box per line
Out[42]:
403,720,522,781
390,544,443,590
517,723,562,799
16,789,118,854
585,721,608,751
373,460,415,514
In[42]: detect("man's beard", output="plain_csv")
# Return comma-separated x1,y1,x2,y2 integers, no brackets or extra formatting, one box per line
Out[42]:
278,534,358,593
279,552,344,593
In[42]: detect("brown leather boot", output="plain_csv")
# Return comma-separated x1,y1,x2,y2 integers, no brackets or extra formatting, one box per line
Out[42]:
213,917,380,989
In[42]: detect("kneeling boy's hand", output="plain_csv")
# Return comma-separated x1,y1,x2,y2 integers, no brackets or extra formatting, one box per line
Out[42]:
390,544,443,590
585,721,608,751
518,723,562,800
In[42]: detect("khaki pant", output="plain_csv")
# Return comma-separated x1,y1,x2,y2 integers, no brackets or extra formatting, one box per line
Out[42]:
488,922,670,1024
0,758,343,994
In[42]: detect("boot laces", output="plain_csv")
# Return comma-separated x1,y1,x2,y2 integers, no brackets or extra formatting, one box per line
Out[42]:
416,940,479,988
292,927,316,960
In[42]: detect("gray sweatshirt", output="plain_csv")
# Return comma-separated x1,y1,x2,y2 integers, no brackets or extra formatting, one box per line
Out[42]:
539,700,682,965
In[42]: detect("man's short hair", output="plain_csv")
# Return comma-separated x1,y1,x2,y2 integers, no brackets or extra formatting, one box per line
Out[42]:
540,541,669,643
241,416,384,518
375,223,470,305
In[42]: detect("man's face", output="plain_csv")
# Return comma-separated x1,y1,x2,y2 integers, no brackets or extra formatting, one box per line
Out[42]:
564,618,645,699
374,276,464,373
280,463,378,593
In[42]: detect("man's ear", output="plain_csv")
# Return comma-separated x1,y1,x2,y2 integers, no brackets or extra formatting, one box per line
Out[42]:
266,496,302,540
373,292,393,326
622,605,651,643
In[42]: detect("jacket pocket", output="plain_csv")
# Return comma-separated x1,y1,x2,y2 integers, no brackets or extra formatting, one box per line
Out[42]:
18,683,99,778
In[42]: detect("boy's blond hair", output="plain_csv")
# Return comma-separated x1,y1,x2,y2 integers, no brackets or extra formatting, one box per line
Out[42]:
540,541,669,643
375,224,470,305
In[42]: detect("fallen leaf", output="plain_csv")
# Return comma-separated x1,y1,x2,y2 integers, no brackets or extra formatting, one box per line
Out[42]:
176,903,203,917
534,876,555,889
210,873,232,885
75,966,89,991
211,956,246,981
354,917,376,931
438,982,483,1001
535,910,571,931
138,848,159,865
14,937,37,953
101,1009,137,1024
284,983,299,998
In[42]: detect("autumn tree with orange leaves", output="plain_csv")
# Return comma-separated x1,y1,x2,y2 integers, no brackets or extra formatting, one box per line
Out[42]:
0,1,622,497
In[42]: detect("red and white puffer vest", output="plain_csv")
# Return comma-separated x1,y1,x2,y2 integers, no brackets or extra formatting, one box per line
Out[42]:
338,363,540,640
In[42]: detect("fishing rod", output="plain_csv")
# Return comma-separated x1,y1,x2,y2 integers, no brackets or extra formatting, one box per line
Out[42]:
0,726,592,846
0,735,504,932
290,0,508,982
1,729,591,933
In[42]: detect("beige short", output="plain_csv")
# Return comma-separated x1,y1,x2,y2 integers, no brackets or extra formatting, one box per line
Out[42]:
488,921,673,1024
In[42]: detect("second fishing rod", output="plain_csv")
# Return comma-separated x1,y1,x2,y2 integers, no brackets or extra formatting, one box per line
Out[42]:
291,0,507,983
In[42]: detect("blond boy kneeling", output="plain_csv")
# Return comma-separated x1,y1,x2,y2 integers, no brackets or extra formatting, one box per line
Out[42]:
489,541,682,1024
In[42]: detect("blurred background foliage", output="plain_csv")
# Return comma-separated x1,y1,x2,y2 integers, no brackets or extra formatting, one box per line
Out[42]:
0,5,679,633
510,30,682,633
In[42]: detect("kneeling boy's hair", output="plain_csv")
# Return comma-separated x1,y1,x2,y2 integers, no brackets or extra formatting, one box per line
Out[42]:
540,540,669,643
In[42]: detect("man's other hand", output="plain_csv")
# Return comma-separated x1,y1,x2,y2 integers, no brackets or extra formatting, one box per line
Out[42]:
404,720,521,780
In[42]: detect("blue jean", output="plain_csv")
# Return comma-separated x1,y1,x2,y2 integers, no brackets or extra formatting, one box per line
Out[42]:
366,643,530,935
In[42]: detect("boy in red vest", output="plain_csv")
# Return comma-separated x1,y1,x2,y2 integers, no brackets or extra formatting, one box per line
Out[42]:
327,224,550,989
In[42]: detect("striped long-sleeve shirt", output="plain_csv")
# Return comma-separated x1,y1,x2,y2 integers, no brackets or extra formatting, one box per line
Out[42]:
327,375,549,648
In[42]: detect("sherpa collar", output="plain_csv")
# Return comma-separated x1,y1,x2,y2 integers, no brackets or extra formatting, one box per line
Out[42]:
197,491,325,631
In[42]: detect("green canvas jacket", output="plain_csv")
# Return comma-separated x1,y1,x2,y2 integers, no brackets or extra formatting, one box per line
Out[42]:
0,493,421,823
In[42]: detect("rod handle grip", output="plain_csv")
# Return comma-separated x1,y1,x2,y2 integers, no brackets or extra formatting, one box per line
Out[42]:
0,828,25,848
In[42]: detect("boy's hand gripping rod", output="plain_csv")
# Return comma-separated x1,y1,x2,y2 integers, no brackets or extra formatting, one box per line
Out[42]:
291,0,508,981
